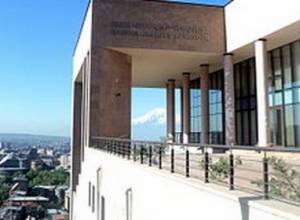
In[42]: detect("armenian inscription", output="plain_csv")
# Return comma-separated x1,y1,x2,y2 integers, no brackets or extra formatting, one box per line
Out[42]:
111,21,209,41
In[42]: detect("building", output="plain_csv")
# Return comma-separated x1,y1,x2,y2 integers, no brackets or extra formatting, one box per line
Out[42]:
0,153,29,176
71,0,300,220
59,154,71,170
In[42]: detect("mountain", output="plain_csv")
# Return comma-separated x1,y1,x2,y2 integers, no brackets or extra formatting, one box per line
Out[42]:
0,133,70,146
132,108,180,141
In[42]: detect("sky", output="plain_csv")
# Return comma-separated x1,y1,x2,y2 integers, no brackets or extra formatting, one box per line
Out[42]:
0,0,229,139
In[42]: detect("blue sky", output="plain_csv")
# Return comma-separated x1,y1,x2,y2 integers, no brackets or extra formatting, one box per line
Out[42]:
0,0,229,138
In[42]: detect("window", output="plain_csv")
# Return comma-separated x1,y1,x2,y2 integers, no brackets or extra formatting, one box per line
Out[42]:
189,78,201,143
292,41,300,87
234,58,257,145
209,70,224,144
267,39,300,147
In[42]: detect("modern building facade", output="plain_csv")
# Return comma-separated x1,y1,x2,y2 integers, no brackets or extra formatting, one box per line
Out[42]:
71,0,300,219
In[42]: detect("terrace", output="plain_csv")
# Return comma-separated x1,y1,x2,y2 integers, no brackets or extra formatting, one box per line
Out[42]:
91,136,300,207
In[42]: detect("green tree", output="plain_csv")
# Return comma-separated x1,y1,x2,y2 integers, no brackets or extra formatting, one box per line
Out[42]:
200,156,242,181
26,168,69,188
252,157,300,202
0,176,10,205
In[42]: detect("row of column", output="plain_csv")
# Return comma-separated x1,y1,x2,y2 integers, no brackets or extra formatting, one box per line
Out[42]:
166,39,270,147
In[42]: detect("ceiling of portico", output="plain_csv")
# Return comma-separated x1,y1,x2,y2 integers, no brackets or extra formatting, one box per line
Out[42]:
112,47,223,88
231,21,300,64
111,20,300,88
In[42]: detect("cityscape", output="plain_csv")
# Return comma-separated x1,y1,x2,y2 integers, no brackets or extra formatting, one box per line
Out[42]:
0,134,70,220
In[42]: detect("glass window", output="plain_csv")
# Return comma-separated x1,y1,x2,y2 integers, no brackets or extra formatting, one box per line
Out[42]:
241,62,249,97
269,93,274,107
250,110,257,145
285,105,295,146
236,112,242,144
282,45,292,89
294,104,300,146
189,79,201,142
273,49,282,90
234,58,258,146
249,59,256,95
232,40,300,147
274,92,282,106
268,53,273,92
294,87,300,103
292,41,300,87
209,71,224,144
235,65,241,98
243,112,249,145
284,89,293,105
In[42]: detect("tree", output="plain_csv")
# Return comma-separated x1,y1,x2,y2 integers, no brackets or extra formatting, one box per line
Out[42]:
252,156,300,202
0,177,9,205
26,168,69,188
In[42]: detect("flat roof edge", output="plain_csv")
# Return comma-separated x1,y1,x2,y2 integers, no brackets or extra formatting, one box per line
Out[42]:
73,0,92,57
145,0,224,8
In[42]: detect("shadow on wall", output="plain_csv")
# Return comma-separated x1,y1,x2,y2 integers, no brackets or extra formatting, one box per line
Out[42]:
239,196,263,220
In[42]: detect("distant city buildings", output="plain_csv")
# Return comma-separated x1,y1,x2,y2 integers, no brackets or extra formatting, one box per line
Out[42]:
0,134,70,220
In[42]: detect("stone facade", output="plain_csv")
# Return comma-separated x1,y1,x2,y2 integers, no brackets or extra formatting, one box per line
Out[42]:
92,0,225,53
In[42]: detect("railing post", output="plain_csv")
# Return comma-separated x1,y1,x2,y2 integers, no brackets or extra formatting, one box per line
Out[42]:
122,141,126,158
133,144,137,162
127,142,131,160
171,148,174,173
95,139,102,150
118,141,121,156
109,140,112,153
229,151,234,190
140,145,144,164
159,146,162,169
149,146,152,167
186,149,190,178
263,153,269,199
204,149,209,183
112,140,115,154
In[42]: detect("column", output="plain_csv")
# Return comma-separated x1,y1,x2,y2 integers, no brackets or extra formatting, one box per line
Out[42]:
255,39,270,147
182,72,190,144
224,53,236,145
89,49,132,139
166,79,175,143
71,82,83,191
200,64,209,144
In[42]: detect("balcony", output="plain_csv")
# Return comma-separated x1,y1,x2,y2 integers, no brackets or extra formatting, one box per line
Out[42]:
90,136,300,206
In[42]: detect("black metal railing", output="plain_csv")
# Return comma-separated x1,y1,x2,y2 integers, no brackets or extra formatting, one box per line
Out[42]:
90,137,300,206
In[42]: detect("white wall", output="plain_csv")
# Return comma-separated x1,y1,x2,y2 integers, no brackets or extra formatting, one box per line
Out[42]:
72,148,300,220
73,1,92,81
225,0,300,52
